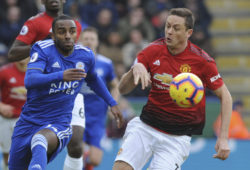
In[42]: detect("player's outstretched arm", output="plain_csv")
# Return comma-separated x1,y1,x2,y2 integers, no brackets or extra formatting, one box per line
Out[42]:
119,63,151,95
8,40,31,62
212,84,232,160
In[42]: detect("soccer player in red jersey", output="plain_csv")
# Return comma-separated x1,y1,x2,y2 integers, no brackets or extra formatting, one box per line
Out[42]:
8,0,81,62
113,8,232,170
0,58,29,170
8,1,85,170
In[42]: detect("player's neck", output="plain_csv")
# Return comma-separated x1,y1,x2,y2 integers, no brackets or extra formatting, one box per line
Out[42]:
15,63,26,72
168,41,188,56
46,10,63,18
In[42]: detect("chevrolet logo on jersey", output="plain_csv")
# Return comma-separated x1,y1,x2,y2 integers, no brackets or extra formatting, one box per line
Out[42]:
153,73,173,86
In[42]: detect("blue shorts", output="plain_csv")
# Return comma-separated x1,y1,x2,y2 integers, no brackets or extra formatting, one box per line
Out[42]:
83,119,105,149
8,119,72,170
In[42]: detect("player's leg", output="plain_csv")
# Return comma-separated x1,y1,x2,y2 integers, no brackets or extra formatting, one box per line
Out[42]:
148,133,191,170
28,128,58,170
0,117,18,170
83,122,104,170
113,117,153,170
64,93,85,170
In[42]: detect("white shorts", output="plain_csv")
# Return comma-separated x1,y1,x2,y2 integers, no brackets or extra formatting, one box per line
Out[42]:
115,117,191,170
70,93,85,128
0,116,19,153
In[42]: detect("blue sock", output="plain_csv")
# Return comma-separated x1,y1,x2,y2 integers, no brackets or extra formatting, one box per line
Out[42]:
28,134,48,170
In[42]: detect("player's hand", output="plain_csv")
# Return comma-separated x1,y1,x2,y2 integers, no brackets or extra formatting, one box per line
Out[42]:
63,68,87,81
110,105,123,128
132,63,151,90
213,138,230,160
0,103,14,118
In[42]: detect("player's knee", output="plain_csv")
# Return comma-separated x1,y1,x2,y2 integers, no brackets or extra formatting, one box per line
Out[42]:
90,159,101,166
67,139,83,157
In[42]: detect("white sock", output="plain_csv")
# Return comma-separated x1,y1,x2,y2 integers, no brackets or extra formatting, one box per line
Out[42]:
63,154,83,170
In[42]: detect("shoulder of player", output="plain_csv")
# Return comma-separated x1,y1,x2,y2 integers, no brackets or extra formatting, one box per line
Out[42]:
35,39,54,49
96,54,112,64
26,12,47,23
140,38,165,58
74,44,93,53
188,42,214,62
0,63,14,73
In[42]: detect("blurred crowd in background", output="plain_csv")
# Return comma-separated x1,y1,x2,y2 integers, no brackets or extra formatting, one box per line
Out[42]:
0,0,214,79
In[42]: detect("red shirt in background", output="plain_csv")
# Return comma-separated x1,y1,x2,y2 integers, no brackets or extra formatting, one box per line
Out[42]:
0,63,26,118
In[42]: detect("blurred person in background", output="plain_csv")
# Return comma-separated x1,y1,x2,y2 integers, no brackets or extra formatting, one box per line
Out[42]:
0,57,29,170
98,30,123,65
78,27,120,170
214,100,250,139
118,7,155,43
78,0,118,27
122,28,149,69
0,5,24,48
93,8,117,43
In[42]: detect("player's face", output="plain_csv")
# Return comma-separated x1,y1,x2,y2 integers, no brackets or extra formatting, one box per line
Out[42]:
165,15,192,49
42,0,64,12
79,31,99,52
52,19,77,56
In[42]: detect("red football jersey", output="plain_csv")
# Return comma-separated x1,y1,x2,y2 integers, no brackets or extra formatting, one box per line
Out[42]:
0,63,26,118
137,38,223,135
16,12,82,45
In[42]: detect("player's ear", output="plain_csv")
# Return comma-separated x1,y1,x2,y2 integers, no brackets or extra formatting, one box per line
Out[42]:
187,29,193,39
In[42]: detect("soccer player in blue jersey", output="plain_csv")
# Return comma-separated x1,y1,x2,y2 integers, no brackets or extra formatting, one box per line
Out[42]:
80,27,120,170
8,15,123,170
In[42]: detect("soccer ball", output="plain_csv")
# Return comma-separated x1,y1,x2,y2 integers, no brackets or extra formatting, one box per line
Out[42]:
169,72,204,108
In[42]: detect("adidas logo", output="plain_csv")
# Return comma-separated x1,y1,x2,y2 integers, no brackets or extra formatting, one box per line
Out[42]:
9,77,16,83
52,62,60,68
31,164,42,170
153,60,160,66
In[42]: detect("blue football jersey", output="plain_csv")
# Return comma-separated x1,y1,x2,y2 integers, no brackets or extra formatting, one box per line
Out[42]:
81,54,116,120
21,39,95,125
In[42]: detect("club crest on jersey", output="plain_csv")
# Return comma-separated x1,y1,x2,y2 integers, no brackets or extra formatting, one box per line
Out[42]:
180,64,191,73
30,52,38,63
76,62,85,69
20,25,28,35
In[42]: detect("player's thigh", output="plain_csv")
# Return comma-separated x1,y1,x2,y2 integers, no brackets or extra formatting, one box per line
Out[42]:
36,128,59,156
71,93,85,128
115,117,153,170
0,117,18,153
43,124,72,162
8,122,34,169
149,135,191,170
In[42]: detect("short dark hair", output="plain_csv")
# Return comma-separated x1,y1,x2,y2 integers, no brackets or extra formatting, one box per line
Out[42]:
169,8,195,30
52,14,74,33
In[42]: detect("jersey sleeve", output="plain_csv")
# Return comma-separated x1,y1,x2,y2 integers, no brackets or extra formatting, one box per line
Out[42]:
0,68,5,89
27,43,47,72
136,47,150,71
16,19,38,45
202,60,224,90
